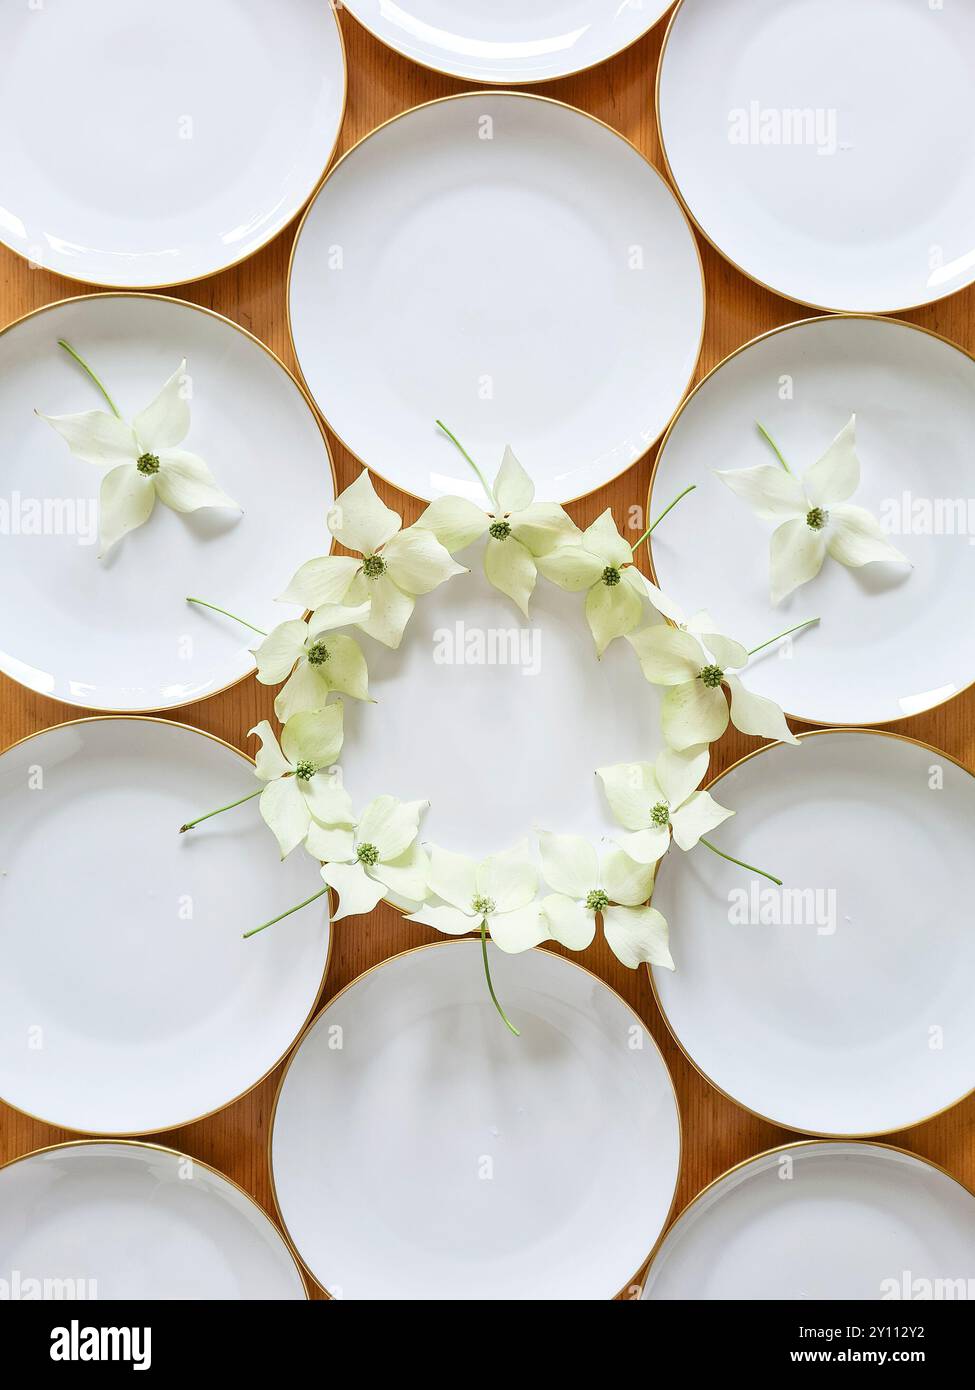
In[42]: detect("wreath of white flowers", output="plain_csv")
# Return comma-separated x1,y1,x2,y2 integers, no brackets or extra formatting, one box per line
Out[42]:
182,423,817,1034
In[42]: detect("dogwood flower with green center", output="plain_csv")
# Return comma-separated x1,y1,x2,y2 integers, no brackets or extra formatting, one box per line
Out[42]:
39,343,239,556
278,470,466,648
304,795,430,920
628,620,809,751
535,510,649,657
596,746,733,865
252,600,373,721
536,831,673,970
717,417,909,604
249,707,346,859
416,427,578,617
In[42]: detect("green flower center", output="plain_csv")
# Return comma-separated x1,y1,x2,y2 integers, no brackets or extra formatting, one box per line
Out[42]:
602,566,622,587
806,506,829,531
294,760,316,781
650,801,671,828
306,640,330,666
136,452,160,476
585,889,610,912
700,664,724,689
356,842,380,867
471,894,496,916
362,554,386,579
489,519,512,541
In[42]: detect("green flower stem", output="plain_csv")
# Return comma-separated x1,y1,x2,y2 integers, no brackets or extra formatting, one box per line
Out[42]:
243,887,329,940
748,617,819,657
631,484,698,553
186,597,267,637
699,837,782,886
58,339,122,420
480,918,520,1037
756,421,795,476
180,787,263,834
436,419,497,511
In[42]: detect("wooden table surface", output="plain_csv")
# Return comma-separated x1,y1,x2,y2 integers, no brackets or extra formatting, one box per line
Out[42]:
2,7,973,1300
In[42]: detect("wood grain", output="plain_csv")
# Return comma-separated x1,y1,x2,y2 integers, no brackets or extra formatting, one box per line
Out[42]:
2,7,973,1299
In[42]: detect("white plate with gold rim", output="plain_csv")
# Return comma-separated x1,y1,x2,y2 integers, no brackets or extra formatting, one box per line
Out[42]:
0,293,334,712
642,1143,975,1301
648,315,975,728
271,941,680,1300
0,0,346,287
0,1142,306,1301
289,93,704,504
342,0,671,84
657,0,975,312
0,719,329,1135
650,730,975,1137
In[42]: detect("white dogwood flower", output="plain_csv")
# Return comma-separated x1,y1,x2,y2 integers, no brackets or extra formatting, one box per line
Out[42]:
536,509,649,656
278,470,466,648
249,707,346,859
308,795,429,920
39,356,239,556
596,746,733,864
717,417,909,604
252,600,372,721
536,831,673,970
407,841,545,953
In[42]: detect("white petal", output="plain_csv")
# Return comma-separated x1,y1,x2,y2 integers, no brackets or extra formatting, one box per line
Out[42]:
477,841,537,913
317,633,371,703
357,795,426,862
407,902,476,936
535,544,605,591
484,535,536,618
670,790,734,851
661,680,729,752
770,518,827,604
600,848,655,906
715,462,806,521
253,619,308,685
259,778,309,859
329,470,401,555
416,495,488,552
382,524,467,596
321,860,386,920
537,831,598,900
248,719,292,782
302,769,356,825
488,903,547,955
627,625,704,685
39,408,137,467
277,555,361,609
583,508,631,566
273,662,332,721
586,576,643,657
493,445,535,513
614,827,670,866
626,571,687,624
373,842,430,902
132,360,190,451
307,599,372,636
700,631,749,671
726,674,799,745
98,463,155,554
280,705,344,770
802,415,859,507
509,502,578,557
596,762,661,832
304,823,356,862
427,845,478,912
655,744,710,810
604,905,674,970
154,450,239,512
356,574,416,649
539,894,596,951
827,504,909,567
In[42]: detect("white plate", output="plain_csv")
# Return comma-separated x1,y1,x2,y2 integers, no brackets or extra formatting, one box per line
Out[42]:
651,730,975,1137
289,93,704,503
0,1143,306,1301
341,538,664,858
0,0,345,287
658,0,975,312
342,0,671,84
0,719,329,1135
648,315,975,727
643,1143,975,1301
271,941,680,1300
0,294,334,712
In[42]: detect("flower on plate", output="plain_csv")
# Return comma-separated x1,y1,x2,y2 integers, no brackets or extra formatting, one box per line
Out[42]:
716,416,909,604
596,745,732,864
536,831,673,970
416,445,578,617
39,358,239,556
278,470,466,648
536,510,649,656
306,794,429,920
253,600,373,721
627,621,800,751
249,707,346,858
406,841,545,953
